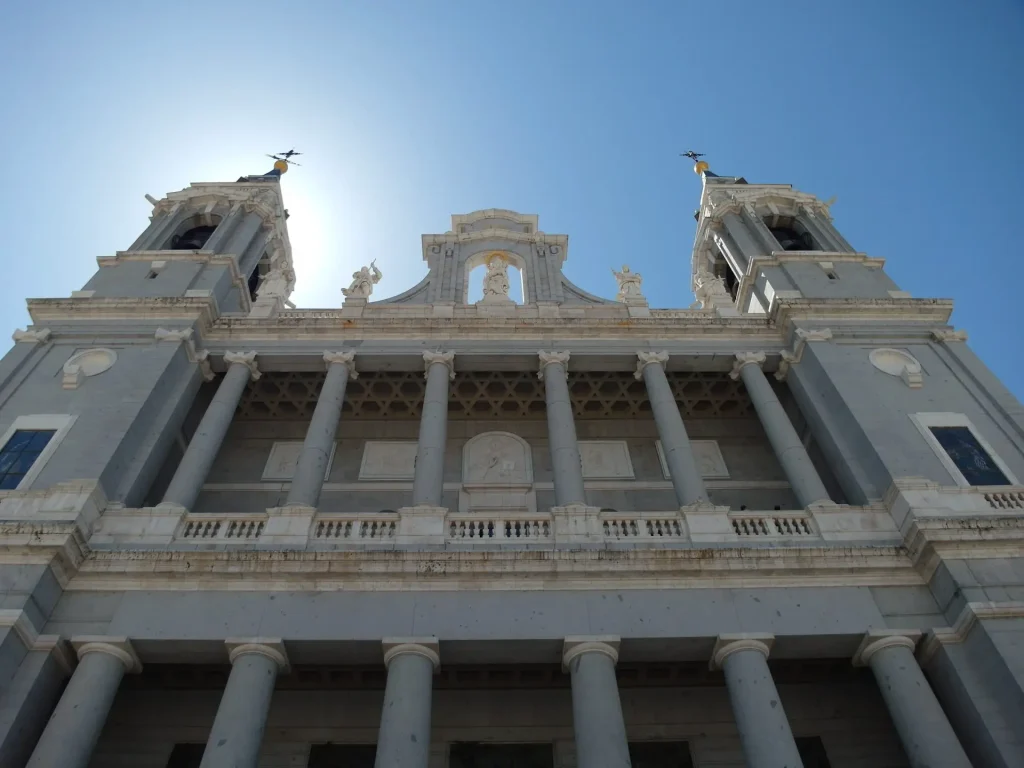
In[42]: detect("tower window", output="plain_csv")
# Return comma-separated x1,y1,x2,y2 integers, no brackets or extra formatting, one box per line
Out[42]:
248,252,272,301
0,430,55,490
170,225,216,250
764,215,819,252
929,427,1010,486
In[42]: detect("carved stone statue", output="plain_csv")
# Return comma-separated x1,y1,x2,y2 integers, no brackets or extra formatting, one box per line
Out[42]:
480,255,512,304
613,265,644,303
342,261,382,299
256,267,290,300
694,268,730,307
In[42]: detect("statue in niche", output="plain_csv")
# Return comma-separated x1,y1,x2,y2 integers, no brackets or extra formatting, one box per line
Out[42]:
255,267,290,300
694,268,730,307
342,261,382,299
480,254,512,303
613,264,644,302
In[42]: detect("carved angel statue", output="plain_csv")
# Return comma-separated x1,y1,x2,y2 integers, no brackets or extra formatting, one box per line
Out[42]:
612,264,644,302
255,267,291,300
482,256,511,299
693,268,730,306
342,261,382,299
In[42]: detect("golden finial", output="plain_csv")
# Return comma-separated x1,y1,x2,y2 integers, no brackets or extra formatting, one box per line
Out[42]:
681,150,709,175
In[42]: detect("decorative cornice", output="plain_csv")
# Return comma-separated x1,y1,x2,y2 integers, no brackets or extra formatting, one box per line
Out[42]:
776,328,832,381
422,351,456,380
919,601,1024,665
563,636,620,670
634,350,669,380
226,638,290,671
729,351,766,380
932,329,968,343
0,608,38,649
711,634,774,670
223,350,260,381
538,350,571,380
771,298,954,334
154,328,214,380
323,350,358,378
72,636,142,673
12,328,51,344
27,296,220,330
382,637,440,670
852,629,920,666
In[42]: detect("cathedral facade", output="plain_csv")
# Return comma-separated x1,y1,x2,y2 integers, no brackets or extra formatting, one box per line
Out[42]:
0,160,1020,768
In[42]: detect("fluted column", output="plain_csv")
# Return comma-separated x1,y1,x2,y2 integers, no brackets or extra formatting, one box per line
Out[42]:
27,638,140,768
563,637,631,768
636,352,707,505
731,352,830,508
412,352,454,507
855,632,971,768
200,640,287,768
162,351,259,511
376,638,439,768
539,352,586,506
712,635,803,768
285,351,356,508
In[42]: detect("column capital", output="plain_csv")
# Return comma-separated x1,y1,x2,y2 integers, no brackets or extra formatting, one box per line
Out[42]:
538,350,570,380
729,351,767,380
382,637,440,670
711,633,774,670
12,328,51,344
422,351,455,380
223,350,261,381
226,637,290,672
323,350,358,378
634,350,669,380
852,629,921,666
563,635,620,669
70,636,141,673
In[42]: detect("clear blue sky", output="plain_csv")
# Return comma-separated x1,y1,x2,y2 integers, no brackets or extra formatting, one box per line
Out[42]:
1,1,1022,396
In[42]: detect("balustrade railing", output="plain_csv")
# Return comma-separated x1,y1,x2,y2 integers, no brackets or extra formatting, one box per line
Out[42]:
314,514,398,540
179,515,266,541
729,512,815,538
447,514,552,541
601,513,685,539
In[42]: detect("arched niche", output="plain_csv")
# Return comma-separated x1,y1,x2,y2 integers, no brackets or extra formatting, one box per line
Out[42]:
463,250,528,305
459,431,536,514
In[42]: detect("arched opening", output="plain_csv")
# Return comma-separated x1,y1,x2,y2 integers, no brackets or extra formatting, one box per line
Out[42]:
713,250,739,301
165,213,223,251
465,252,526,304
247,252,271,301
763,215,819,252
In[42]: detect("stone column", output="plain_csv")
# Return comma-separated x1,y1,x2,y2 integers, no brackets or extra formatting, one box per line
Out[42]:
855,632,971,768
412,352,454,507
161,351,259,511
26,638,140,768
563,637,631,768
200,640,288,768
376,638,439,768
636,352,707,506
731,352,830,508
539,352,586,506
285,351,356,508
712,635,803,768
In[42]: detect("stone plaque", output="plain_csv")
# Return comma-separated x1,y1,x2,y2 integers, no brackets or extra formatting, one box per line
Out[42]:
656,440,729,479
262,441,335,481
463,432,532,485
579,440,635,479
359,441,418,480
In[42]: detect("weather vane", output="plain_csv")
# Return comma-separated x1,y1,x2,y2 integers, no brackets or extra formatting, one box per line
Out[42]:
681,150,710,175
267,148,302,168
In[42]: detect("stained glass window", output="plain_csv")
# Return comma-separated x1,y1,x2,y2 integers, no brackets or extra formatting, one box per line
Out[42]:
930,426,1010,486
0,430,55,490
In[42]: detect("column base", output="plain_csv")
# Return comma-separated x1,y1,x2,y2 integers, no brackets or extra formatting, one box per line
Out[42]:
259,506,316,548
681,503,736,543
396,506,448,546
551,504,604,545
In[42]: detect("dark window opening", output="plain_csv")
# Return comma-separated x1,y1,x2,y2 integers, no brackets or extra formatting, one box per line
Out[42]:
449,743,554,768
825,269,839,281
796,737,832,768
308,744,377,768
170,225,216,251
629,741,694,768
166,743,205,768
145,270,159,280
764,215,819,252
714,260,739,301
930,426,1011,486
248,253,272,301
0,429,55,490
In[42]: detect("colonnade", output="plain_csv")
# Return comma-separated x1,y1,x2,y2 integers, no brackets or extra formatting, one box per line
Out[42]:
24,632,972,768
158,349,833,512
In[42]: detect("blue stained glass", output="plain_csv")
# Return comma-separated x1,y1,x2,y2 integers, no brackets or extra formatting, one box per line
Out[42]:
0,452,17,473
930,427,1011,486
28,432,53,450
0,475,21,489
3,432,33,451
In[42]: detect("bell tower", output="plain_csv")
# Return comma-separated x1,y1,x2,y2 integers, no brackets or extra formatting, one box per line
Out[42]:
79,159,295,314
689,158,906,315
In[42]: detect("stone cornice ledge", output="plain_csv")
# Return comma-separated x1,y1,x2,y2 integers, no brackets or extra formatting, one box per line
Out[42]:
771,297,954,331
27,296,220,330
919,600,1024,665
903,515,1024,582
69,545,920,592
